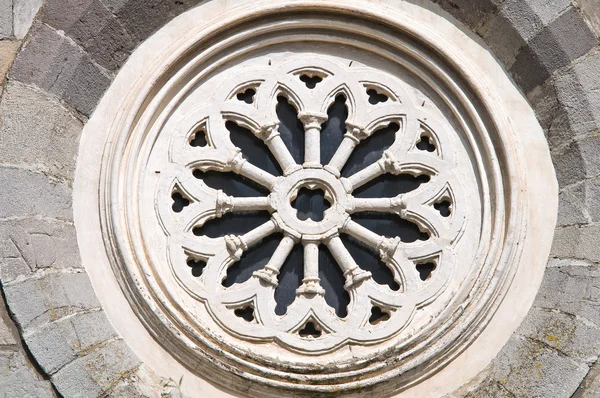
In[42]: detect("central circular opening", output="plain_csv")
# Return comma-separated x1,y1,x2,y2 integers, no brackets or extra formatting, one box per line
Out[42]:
291,186,332,222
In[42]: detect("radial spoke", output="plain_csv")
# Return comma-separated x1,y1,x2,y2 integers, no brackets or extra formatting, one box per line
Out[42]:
224,218,279,261
257,125,302,175
299,112,327,168
295,239,325,296
324,235,371,289
253,234,297,287
348,195,405,214
236,160,278,190
325,123,368,176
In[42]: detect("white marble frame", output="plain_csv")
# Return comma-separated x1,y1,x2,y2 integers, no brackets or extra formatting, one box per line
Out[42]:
73,0,558,397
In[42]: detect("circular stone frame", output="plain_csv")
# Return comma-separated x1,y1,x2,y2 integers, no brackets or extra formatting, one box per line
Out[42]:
73,1,558,397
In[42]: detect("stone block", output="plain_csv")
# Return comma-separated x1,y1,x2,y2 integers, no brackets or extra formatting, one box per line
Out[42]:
3,271,100,330
25,310,118,374
551,224,600,263
0,82,83,180
535,265,600,327
526,78,574,149
0,350,55,397
576,0,600,39
40,0,135,70
462,379,515,397
483,0,571,67
0,0,12,39
572,359,600,398
554,50,600,138
52,339,140,397
511,7,596,93
552,141,586,188
586,177,600,222
557,182,588,226
0,217,82,283
0,167,73,220
9,23,111,116
102,0,202,42
432,0,503,30
488,334,589,398
0,40,21,86
13,0,43,39
517,307,600,364
0,293,16,346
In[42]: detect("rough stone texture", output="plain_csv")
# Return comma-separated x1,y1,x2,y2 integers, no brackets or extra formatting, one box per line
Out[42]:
3,271,100,330
0,40,20,86
0,217,82,283
573,360,600,397
510,6,597,93
40,0,136,71
100,0,204,42
51,339,140,397
0,350,55,397
0,0,12,39
0,0,598,396
9,23,111,116
553,49,600,140
576,0,600,38
432,0,504,30
557,182,588,226
0,82,83,180
487,335,589,398
13,0,43,39
25,310,118,375
0,167,73,220
482,0,572,67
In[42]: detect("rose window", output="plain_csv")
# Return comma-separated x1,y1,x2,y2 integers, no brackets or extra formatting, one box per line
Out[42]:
79,4,557,396
154,54,470,351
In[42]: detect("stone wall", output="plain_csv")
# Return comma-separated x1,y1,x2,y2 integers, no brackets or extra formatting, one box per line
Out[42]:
0,0,598,397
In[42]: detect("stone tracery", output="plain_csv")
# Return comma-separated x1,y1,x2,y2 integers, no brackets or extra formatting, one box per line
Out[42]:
156,56,467,351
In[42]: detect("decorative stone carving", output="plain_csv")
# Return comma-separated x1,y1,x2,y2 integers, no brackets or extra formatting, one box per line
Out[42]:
74,1,558,397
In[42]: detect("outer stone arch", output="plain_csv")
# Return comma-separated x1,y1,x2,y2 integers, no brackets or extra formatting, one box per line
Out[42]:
74,0,557,396
0,0,597,397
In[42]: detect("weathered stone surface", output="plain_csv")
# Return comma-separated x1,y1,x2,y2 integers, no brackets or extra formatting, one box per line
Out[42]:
511,7,596,93
25,310,118,375
576,0,600,39
482,0,571,67
535,266,600,327
488,335,589,398
552,140,586,188
13,0,43,39
10,23,111,116
551,225,600,263
517,307,600,364
0,0,12,39
0,217,82,283
0,82,83,179
572,360,600,398
0,350,55,397
557,182,588,226
0,40,20,86
52,339,140,397
40,0,135,71
462,379,516,397
586,177,600,222
0,293,16,346
554,50,600,139
432,0,503,30
0,167,72,220
3,271,100,330
101,0,203,42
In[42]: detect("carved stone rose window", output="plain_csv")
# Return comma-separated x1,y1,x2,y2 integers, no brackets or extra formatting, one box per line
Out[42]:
75,1,558,397
155,54,470,352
